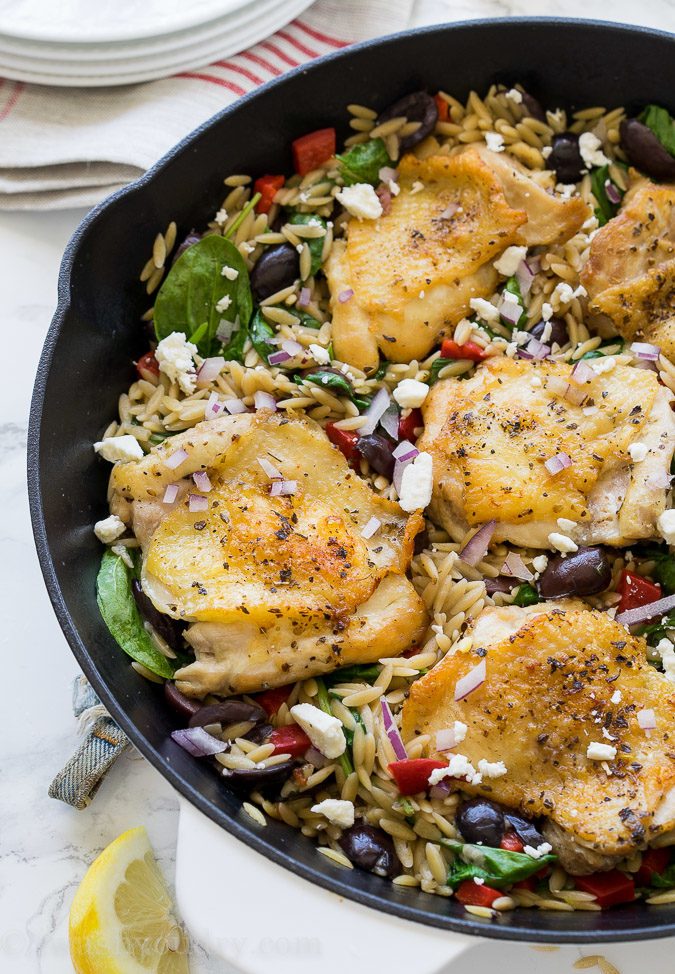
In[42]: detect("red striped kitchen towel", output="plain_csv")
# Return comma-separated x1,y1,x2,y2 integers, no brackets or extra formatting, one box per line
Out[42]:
0,0,415,209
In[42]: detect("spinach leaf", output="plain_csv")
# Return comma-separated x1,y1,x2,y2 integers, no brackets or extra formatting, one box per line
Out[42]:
369,359,389,381
513,583,540,607
337,138,393,187
295,310,322,329
324,663,381,687
299,370,353,398
590,164,624,227
429,358,455,385
221,316,248,363
441,839,556,889
96,549,176,679
580,339,623,360
154,235,252,358
316,677,353,777
247,309,276,363
636,610,675,647
639,105,675,157
630,543,675,595
648,860,675,889
501,276,527,330
289,214,327,278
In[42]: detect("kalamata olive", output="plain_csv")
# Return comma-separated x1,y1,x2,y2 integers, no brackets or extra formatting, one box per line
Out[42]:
356,433,395,479
250,244,299,302
537,546,611,599
246,722,274,745
219,758,299,797
504,809,544,847
414,522,430,555
620,119,675,182
172,230,201,264
164,681,201,721
376,91,438,151
549,132,585,184
455,798,505,847
338,823,401,878
520,91,546,123
529,316,569,350
132,579,186,651
485,577,517,596
188,700,267,728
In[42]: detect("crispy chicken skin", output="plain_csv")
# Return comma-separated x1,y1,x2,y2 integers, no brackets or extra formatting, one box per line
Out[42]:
581,178,675,357
325,147,589,372
109,412,428,697
418,357,675,548
402,605,675,873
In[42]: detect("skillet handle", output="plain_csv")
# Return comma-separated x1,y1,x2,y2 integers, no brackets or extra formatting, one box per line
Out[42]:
175,798,475,974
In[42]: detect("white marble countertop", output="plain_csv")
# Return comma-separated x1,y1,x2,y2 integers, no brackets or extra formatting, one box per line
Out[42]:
2,2,675,972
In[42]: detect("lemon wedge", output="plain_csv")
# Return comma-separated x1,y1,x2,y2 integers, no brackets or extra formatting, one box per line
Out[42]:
69,826,189,974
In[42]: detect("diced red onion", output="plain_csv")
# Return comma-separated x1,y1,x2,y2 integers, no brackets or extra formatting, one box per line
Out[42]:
216,317,239,344
381,698,407,761
165,448,188,469
281,338,304,358
439,202,459,219
519,338,549,360
616,594,675,627
268,350,292,366
527,256,541,275
571,361,595,384
258,457,283,480
171,727,227,757
393,456,414,495
298,287,311,308
305,745,331,768
358,386,391,436
392,442,419,462
270,479,297,496
429,779,453,799
544,452,572,476
637,708,657,731
515,259,534,297
498,294,522,325
224,398,247,415
547,374,586,406
338,289,354,303
380,403,400,441
205,391,222,418
196,356,225,387
647,470,672,490
361,516,381,539
605,179,621,205
193,470,212,493
630,341,661,361
188,494,208,513
379,166,399,184
454,659,486,701
502,552,534,581
376,184,392,215
436,727,461,752
254,390,277,412
459,520,496,567
162,484,179,505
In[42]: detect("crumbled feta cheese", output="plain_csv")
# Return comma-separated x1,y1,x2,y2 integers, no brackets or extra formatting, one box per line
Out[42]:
429,753,482,786
155,331,198,394
94,434,144,463
477,759,507,779
388,179,400,196
94,514,126,544
557,517,577,533
602,728,616,741
111,543,134,569
573,284,587,298
485,131,504,152
214,208,228,225
551,282,574,307
657,510,675,545
419,290,425,299
310,799,355,828
578,131,610,169
541,302,553,322
590,355,616,376
540,321,552,344
556,183,576,199
532,555,548,573
542,145,553,160
524,842,553,860
410,180,425,195
586,742,617,761
530,375,543,387
469,297,500,327
215,294,232,314
610,690,622,705
505,88,523,104
221,265,239,280
336,182,383,221
504,341,518,358
393,378,429,409
309,343,331,365
629,442,648,463
656,638,675,684
548,532,578,554
473,877,485,886
398,451,434,513
493,245,528,277
453,720,468,744
290,703,346,759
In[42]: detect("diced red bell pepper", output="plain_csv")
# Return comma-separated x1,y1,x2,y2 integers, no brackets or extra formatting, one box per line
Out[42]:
292,127,336,177
398,407,423,442
574,870,635,908
513,877,536,892
441,339,488,362
455,879,502,908
500,831,525,853
255,684,292,716
268,724,311,758
617,570,662,615
388,758,448,796
136,350,159,379
434,94,449,123
326,421,360,469
254,174,285,214
635,847,671,886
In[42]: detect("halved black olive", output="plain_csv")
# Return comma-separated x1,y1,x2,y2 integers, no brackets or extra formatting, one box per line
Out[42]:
377,91,438,151
339,823,400,877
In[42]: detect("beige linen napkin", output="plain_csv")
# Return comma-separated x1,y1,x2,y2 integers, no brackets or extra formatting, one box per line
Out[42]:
0,0,415,210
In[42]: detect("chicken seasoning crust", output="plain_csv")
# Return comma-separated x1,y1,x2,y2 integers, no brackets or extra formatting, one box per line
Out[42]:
94,85,675,916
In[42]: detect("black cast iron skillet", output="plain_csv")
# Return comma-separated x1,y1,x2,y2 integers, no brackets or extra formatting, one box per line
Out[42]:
29,18,675,942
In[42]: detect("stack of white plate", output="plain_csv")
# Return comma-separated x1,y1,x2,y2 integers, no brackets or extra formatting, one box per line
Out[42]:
0,0,315,86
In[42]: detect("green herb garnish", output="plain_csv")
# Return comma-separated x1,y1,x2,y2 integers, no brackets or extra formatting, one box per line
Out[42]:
513,583,540,607
337,138,393,187
441,839,556,889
